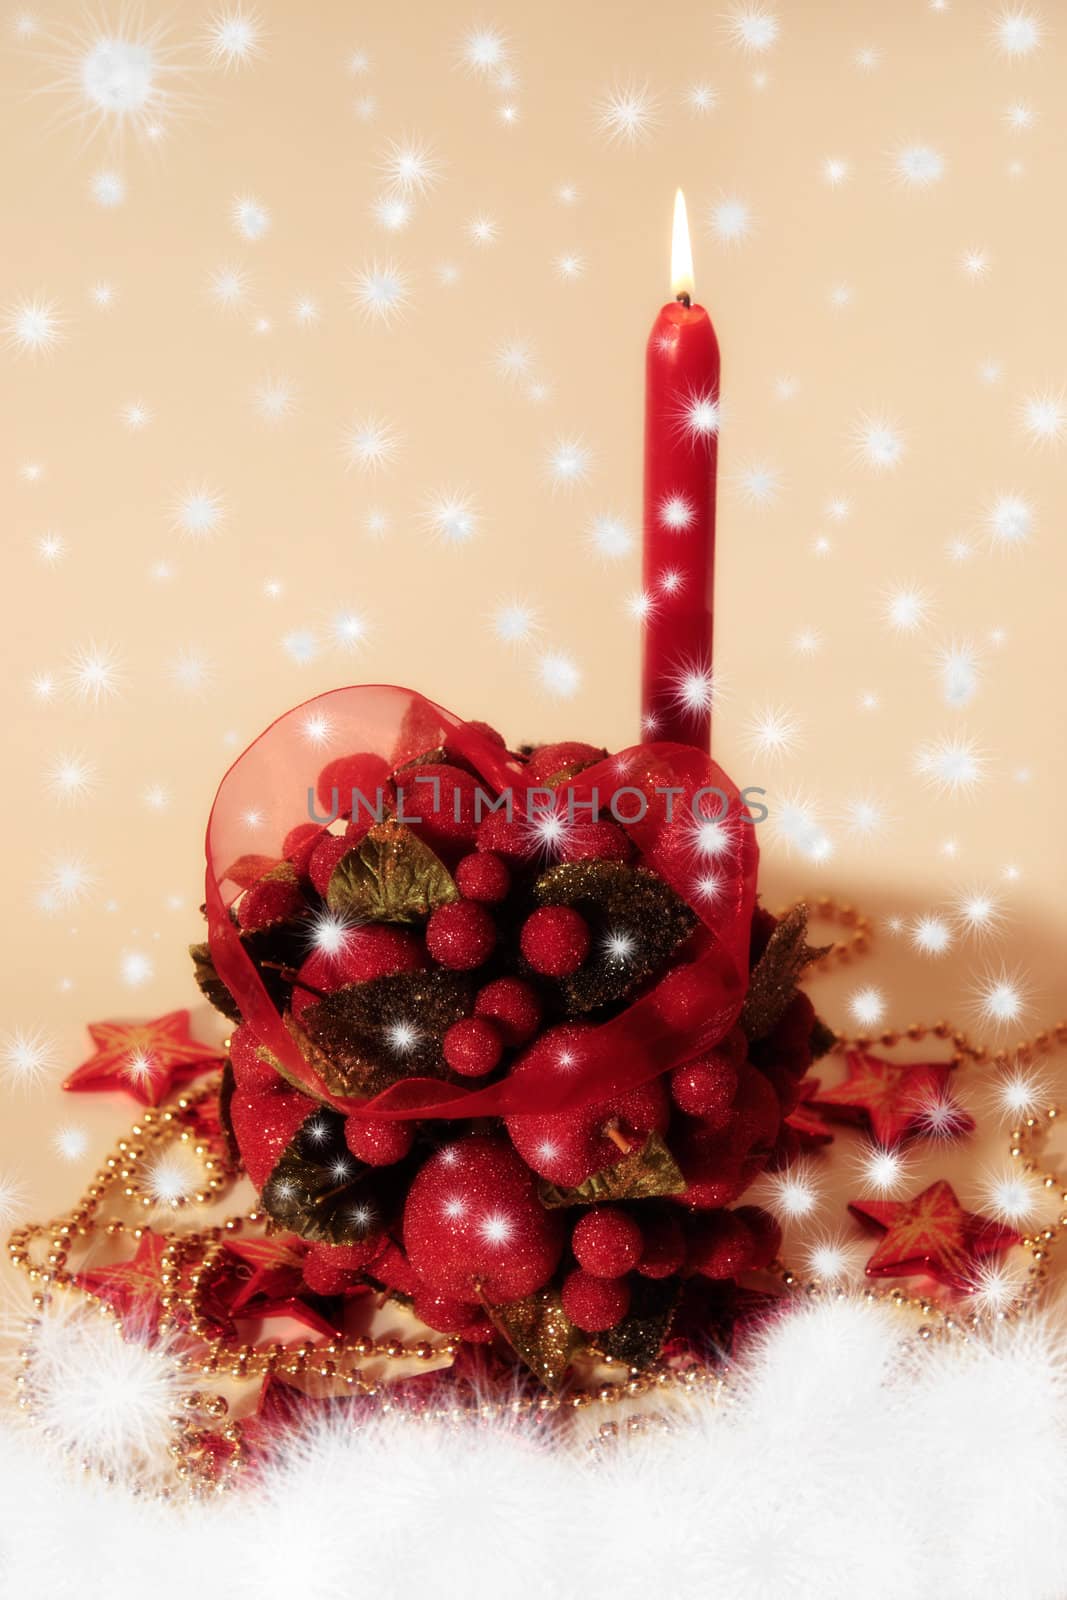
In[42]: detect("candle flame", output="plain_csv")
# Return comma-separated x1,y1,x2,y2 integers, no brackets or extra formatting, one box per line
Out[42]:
671,188,694,302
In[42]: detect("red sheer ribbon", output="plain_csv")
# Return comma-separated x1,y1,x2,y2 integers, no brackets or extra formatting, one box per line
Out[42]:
205,685,759,1121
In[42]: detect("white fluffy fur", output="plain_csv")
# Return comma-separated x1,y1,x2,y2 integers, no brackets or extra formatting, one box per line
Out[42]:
1,1297,1066,1600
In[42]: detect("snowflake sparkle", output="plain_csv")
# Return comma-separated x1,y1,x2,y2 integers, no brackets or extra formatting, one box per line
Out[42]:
4,296,65,357
46,751,97,805
232,194,270,240
537,652,582,699
491,598,540,645
852,412,905,470
882,583,932,634
204,6,264,69
984,493,1033,549
761,1162,821,1222
342,415,402,473
378,134,442,197
0,1025,58,1091
723,4,780,52
595,80,659,146
992,7,1043,57
847,986,887,1028
65,641,123,705
708,194,754,245
28,12,192,146
350,259,411,324
545,435,592,490
970,967,1030,1033
741,704,801,761
1018,387,1065,447
658,493,696,531
893,144,945,188
913,733,986,796
172,484,226,540
422,490,480,545
587,513,633,559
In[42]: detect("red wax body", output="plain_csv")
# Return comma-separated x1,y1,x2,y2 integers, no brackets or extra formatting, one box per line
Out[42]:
641,298,720,751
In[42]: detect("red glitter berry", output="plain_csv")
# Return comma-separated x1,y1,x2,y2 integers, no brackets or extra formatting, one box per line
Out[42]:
651,965,712,1031
303,1238,383,1295
670,1054,739,1121
475,811,540,862
557,821,633,864
464,720,507,748
443,1017,503,1077
672,1126,747,1210
474,978,542,1045
395,762,481,854
237,877,303,932
412,1288,494,1343
342,925,425,984
308,834,351,896
520,906,590,976
525,742,607,784
344,1115,415,1167
687,1210,755,1280
315,753,390,819
671,1070,781,1211
636,1210,685,1279
729,1065,781,1152
571,1208,643,1278
455,851,511,904
732,1205,782,1271
426,901,496,970
403,1135,565,1303
291,926,425,1020
283,823,322,877
561,1268,630,1332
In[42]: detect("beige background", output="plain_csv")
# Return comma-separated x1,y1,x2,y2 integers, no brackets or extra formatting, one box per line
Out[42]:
1,1,1065,1271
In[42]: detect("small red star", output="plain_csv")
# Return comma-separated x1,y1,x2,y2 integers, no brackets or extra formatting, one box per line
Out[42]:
814,1050,973,1146
74,1231,171,1335
850,1179,1017,1289
785,1077,835,1147
254,1297,345,1338
63,1010,223,1106
225,1234,308,1313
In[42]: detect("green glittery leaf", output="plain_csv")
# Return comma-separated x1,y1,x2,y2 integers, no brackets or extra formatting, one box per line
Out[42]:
190,918,310,1024
296,969,473,1098
484,1287,583,1392
189,941,243,1025
261,1108,381,1246
326,819,458,924
217,1059,240,1168
530,861,696,1015
529,746,607,787
538,1132,687,1208
809,1018,838,1061
741,903,832,1042
592,1275,679,1370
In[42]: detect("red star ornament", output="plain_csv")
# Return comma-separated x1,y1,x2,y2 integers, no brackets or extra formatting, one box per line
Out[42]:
785,1077,835,1148
74,1230,171,1336
224,1234,309,1313
849,1179,1017,1290
63,1010,224,1106
814,1050,974,1146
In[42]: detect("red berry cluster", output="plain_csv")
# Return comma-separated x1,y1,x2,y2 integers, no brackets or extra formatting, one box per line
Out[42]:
214,735,825,1369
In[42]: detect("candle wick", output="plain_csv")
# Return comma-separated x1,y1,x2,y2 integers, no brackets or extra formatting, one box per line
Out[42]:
675,292,691,308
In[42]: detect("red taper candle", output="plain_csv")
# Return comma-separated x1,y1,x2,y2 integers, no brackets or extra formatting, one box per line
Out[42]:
641,189,720,751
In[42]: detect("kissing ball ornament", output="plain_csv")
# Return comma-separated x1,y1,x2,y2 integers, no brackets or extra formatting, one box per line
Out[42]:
195,684,832,1379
